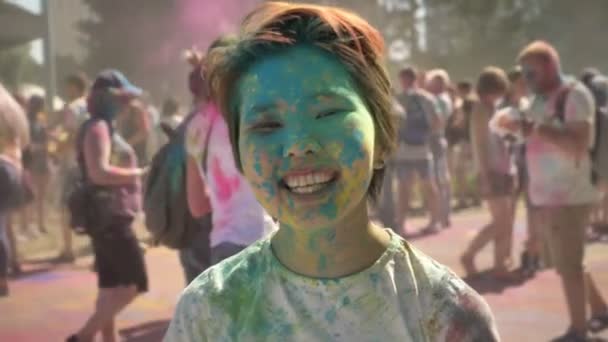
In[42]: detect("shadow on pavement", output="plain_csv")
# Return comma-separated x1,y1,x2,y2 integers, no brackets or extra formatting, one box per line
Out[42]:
9,266,55,280
463,269,528,294
120,320,170,342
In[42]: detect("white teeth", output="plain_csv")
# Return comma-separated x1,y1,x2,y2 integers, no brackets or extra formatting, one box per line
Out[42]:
290,183,325,194
306,174,314,186
283,171,334,192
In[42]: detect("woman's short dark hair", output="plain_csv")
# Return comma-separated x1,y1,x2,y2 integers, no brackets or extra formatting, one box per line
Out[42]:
207,2,396,200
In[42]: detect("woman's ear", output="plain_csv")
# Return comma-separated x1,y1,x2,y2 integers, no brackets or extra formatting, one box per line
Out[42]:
373,144,386,170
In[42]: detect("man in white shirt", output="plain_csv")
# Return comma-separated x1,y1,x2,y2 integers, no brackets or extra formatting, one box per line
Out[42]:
500,41,608,341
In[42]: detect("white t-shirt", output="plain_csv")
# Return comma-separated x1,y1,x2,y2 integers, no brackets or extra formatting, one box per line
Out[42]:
165,230,499,342
526,80,600,206
185,104,276,248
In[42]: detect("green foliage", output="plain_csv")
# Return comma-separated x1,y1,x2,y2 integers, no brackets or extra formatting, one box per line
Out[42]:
312,0,608,81
0,44,43,90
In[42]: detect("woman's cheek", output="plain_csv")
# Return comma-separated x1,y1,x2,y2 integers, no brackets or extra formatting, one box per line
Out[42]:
241,140,281,209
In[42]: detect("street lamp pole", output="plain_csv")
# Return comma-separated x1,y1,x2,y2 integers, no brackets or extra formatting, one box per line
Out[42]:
42,0,56,113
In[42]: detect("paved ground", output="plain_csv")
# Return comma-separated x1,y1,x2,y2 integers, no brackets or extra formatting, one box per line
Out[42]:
1,208,607,341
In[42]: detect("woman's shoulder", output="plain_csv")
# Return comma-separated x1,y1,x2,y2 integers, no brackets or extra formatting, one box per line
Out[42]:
394,238,465,289
167,239,273,339
395,239,499,341
177,239,273,308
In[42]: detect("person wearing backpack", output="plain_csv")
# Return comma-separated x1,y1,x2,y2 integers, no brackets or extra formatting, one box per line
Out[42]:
67,70,149,342
580,68,608,237
498,41,608,341
393,67,441,236
183,37,277,268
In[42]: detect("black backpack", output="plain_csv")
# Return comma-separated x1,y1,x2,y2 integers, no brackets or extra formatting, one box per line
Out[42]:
555,81,608,185
143,112,212,249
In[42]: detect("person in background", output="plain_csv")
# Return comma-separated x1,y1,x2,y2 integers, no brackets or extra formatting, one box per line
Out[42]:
158,96,183,146
394,67,442,235
450,80,478,209
498,41,608,341
68,69,148,342
580,67,608,238
500,67,544,277
116,94,151,167
461,67,517,281
172,46,216,285
54,73,90,262
426,69,453,228
0,83,30,296
23,95,50,236
184,36,277,267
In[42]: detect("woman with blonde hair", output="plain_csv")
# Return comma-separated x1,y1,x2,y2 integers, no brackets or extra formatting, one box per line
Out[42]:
0,83,30,296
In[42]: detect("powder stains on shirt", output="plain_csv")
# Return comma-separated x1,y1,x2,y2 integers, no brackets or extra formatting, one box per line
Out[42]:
164,230,500,342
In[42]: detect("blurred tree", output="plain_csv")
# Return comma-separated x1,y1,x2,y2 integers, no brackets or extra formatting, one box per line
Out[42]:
78,0,259,103
0,44,43,90
78,0,178,100
313,0,608,81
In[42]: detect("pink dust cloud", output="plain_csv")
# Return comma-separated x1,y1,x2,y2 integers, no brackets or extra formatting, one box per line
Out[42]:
144,0,259,69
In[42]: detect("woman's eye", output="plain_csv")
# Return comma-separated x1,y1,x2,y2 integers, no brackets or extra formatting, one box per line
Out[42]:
316,109,343,119
250,121,282,133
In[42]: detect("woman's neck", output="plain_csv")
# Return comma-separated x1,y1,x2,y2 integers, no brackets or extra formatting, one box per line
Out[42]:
271,201,392,279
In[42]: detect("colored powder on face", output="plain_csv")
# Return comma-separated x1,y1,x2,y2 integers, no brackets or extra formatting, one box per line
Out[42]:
235,45,376,230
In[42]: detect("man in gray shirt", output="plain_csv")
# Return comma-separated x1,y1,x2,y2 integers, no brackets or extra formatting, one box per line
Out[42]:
393,67,441,235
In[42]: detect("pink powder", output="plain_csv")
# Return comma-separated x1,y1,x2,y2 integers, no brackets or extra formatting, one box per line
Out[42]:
211,155,241,203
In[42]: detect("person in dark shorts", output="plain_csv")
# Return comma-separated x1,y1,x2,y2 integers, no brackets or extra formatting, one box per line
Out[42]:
23,95,50,235
0,83,30,296
461,67,517,281
67,70,148,342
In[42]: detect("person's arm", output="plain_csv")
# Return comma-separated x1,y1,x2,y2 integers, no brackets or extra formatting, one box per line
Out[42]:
186,155,211,218
471,102,492,176
525,87,593,159
83,120,145,186
126,100,151,147
184,110,213,218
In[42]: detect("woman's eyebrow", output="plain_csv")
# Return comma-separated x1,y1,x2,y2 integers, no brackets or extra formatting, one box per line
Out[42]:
305,90,348,101
248,102,277,114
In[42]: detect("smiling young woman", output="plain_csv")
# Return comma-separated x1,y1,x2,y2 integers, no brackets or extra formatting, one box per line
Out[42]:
164,2,500,341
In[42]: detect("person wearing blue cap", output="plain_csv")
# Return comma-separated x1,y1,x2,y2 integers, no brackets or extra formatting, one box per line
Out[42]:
67,69,149,342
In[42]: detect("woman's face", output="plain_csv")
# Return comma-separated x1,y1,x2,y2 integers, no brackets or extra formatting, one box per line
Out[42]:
236,45,376,230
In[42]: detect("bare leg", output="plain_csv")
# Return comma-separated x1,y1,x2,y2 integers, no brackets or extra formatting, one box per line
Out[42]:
0,213,8,294
421,178,440,230
461,222,493,276
397,175,414,234
59,208,74,261
587,272,608,316
487,196,514,274
561,271,587,334
4,213,20,274
101,318,116,342
34,173,48,233
77,286,138,341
